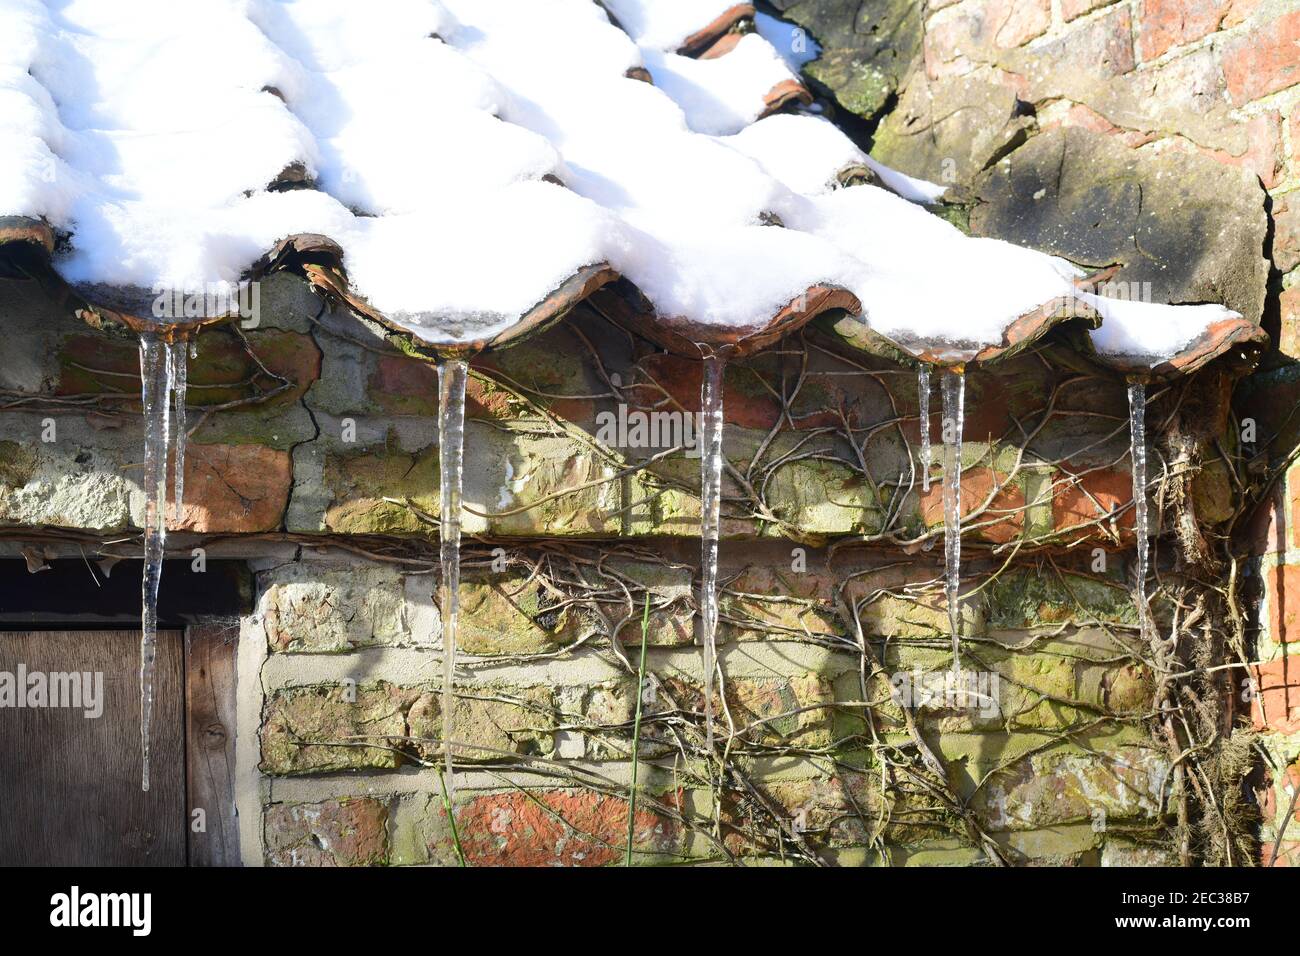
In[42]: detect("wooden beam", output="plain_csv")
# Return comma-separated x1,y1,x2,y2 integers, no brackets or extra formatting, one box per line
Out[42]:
185,623,240,866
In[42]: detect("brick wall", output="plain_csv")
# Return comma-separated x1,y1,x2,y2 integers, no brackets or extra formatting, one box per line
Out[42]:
0,269,1228,865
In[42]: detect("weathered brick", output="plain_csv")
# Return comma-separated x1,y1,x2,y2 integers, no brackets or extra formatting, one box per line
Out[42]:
265,797,388,867
924,0,1052,79
443,789,686,866
171,443,292,533
1137,0,1259,62
261,683,414,774
1052,466,1137,539
1278,286,1300,360
318,426,622,537
1250,657,1300,735
1003,5,1135,81
1292,110,1300,185
978,748,1167,829
1176,110,1285,188
1221,10,1300,105
367,353,440,418
663,672,838,748
718,564,842,644
919,466,1025,544
986,567,1137,628
455,570,593,655
1267,564,1300,644
1273,193,1300,273
1063,0,1118,21
630,353,781,430
719,771,938,853
1039,100,1156,148
262,563,406,653
261,681,558,773
1101,840,1180,865
407,686,556,762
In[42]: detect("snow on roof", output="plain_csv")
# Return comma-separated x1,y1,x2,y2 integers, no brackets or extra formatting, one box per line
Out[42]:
777,184,1082,353
723,113,946,203
601,0,747,52
1081,293,1245,366
0,0,1260,368
639,33,800,136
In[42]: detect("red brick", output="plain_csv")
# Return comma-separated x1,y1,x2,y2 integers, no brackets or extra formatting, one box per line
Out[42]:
1222,10,1300,105
925,0,1052,79
1250,656,1300,735
366,353,572,423
170,443,292,533
628,353,783,430
1052,467,1137,538
1268,565,1300,643
1137,0,1259,61
369,354,439,417
919,467,1025,544
445,789,684,866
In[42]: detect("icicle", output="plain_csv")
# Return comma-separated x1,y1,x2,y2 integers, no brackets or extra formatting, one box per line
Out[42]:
1128,381,1151,641
698,355,725,752
941,367,965,667
138,333,174,792
167,339,188,519
918,365,932,492
436,357,469,800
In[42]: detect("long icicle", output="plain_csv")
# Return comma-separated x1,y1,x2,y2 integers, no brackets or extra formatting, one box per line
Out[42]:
699,355,726,752
941,367,965,668
138,332,174,792
437,357,469,801
167,339,188,519
1128,381,1150,641
918,365,932,492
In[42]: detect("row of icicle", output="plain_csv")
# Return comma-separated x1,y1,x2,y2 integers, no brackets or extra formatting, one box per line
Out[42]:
132,336,1152,797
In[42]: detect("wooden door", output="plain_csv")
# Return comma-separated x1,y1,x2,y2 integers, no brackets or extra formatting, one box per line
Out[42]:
0,629,186,866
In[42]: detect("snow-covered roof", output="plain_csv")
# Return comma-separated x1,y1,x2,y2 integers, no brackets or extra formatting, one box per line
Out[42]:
0,0,1267,373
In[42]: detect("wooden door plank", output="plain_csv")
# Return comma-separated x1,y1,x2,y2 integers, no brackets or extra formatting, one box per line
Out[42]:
184,623,240,866
0,630,186,866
